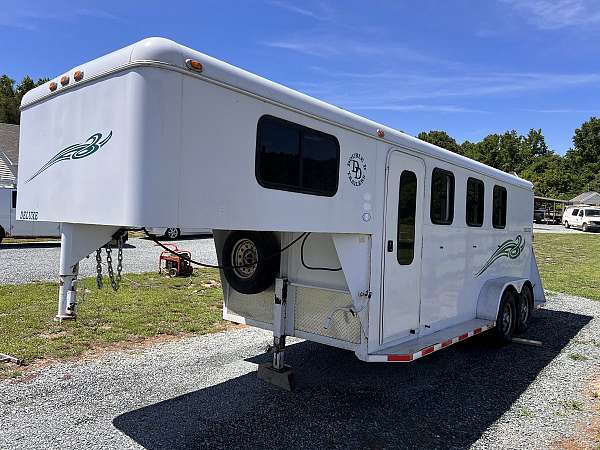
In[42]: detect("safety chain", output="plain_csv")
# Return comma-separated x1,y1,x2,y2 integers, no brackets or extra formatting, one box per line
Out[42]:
95,235,124,291
96,249,103,289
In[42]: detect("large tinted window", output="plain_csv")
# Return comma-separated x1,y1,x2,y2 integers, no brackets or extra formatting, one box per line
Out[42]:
466,177,484,227
256,115,339,196
11,191,16,209
430,168,454,225
492,185,507,228
397,170,417,265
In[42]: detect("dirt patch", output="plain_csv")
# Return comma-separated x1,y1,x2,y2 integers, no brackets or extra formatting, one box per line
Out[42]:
552,377,600,450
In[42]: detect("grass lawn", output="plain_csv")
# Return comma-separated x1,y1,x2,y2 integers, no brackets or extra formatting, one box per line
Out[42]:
534,233,600,301
0,269,225,378
1,236,60,244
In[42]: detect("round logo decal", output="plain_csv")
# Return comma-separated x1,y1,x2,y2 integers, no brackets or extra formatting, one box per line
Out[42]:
347,152,367,186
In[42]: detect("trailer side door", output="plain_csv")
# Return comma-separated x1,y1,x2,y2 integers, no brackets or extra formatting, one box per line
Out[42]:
381,151,425,344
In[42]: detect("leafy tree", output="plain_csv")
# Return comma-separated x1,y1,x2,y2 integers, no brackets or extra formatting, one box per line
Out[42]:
417,130,462,155
0,75,48,124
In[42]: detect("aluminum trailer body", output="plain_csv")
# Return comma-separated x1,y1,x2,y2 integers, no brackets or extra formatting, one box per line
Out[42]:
17,38,545,387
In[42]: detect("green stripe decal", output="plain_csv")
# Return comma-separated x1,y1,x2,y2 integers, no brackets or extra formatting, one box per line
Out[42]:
474,235,525,277
25,131,112,183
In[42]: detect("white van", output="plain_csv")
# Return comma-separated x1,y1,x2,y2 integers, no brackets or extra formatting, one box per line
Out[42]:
16,38,545,389
562,205,600,232
0,186,60,243
146,226,212,240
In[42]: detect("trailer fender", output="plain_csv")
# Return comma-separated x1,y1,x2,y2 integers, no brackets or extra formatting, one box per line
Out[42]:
476,277,529,322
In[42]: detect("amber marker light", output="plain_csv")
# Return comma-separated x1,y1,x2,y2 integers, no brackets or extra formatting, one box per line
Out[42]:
49,82,57,91
186,59,203,72
60,76,70,86
74,70,84,82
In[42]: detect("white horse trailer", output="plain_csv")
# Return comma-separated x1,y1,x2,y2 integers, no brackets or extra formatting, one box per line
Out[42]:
17,38,544,389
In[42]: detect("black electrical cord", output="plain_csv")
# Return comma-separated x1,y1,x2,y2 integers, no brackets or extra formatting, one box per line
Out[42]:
300,232,342,272
142,227,307,270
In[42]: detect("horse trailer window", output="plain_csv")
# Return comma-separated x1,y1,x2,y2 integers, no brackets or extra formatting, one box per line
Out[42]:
430,168,454,225
256,115,340,197
492,185,507,229
397,170,417,265
466,177,484,227
11,191,17,209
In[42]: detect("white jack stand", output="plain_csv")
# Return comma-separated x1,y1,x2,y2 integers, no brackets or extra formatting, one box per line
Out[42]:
257,278,296,391
54,223,121,322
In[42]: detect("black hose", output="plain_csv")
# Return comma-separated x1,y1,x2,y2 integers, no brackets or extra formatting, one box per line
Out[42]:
300,232,342,272
142,227,306,270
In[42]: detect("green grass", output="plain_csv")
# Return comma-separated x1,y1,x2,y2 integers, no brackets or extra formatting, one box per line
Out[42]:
534,233,600,301
569,353,590,361
0,269,225,377
1,236,60,244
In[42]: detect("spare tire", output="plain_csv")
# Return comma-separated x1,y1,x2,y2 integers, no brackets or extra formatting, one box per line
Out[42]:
222,231,280,294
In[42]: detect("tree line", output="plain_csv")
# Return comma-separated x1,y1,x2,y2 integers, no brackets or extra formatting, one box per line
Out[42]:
0,73,597,199
418,119,600,199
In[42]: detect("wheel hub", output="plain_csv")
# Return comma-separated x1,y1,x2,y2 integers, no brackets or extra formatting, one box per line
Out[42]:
232,239,258,279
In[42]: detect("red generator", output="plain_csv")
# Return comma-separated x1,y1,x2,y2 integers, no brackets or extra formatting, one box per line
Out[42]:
158,244,194,277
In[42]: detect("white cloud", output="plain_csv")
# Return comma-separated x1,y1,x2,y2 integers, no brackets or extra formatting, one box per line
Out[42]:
268,1,332,21
0,7,120,30
501,0,600,29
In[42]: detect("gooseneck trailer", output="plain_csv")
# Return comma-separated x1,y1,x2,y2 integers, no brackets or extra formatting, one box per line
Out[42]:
17,38,544,390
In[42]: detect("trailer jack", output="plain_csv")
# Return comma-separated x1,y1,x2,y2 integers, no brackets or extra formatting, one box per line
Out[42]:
257,278,295,391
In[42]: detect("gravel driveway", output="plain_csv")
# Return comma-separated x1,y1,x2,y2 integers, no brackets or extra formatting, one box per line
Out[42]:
0,293,598,449
0,236,218,285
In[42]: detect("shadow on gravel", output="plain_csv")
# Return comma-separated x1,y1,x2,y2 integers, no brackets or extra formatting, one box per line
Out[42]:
113,308,591,450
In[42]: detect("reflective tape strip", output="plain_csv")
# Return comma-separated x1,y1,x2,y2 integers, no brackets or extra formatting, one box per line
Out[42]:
383,324,494,362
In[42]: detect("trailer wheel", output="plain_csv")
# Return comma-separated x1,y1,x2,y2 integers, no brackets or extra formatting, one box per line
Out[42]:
165,228,181,240
516,284,533,333
493,289,517,343
222,231,280,294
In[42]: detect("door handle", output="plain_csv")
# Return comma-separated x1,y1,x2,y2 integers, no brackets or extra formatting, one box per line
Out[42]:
387,240,394,252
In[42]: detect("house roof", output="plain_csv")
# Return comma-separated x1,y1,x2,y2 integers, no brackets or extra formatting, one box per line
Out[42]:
0,123,19,164
570,191,600,204
0,123,19,184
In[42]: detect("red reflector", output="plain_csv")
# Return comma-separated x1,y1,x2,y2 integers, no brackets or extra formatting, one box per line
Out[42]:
441,339,453,348
458,333,469,341
421,346,435,356
473,327,482,335
388,354,412,362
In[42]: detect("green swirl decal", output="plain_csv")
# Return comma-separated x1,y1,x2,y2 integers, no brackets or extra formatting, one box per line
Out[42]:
474,235,525,277
25,131,112,183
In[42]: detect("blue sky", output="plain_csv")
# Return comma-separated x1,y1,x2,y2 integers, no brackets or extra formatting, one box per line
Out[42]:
1,0,599,154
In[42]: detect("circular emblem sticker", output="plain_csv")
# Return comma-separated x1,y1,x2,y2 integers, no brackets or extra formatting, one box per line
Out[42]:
347,152,367,186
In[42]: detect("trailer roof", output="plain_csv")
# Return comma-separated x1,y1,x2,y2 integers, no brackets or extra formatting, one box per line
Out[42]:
22,37,531,189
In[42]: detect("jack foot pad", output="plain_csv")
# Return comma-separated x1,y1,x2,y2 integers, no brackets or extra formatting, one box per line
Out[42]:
257,363,296,391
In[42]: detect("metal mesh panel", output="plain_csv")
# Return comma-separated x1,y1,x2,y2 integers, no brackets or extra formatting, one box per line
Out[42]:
227,287,274,324
294,286,361,344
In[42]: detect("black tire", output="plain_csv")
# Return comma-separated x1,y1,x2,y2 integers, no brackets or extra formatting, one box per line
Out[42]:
564,221,570,229
164,228,181,240
516,284,533,333
222,231,280,294
493,289,517,343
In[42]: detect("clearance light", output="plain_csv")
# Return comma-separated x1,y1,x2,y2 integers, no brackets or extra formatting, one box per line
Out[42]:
49,82,57,92
74,70,84,82
60,76,70,86
377,129,385,138
186,59,203,72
